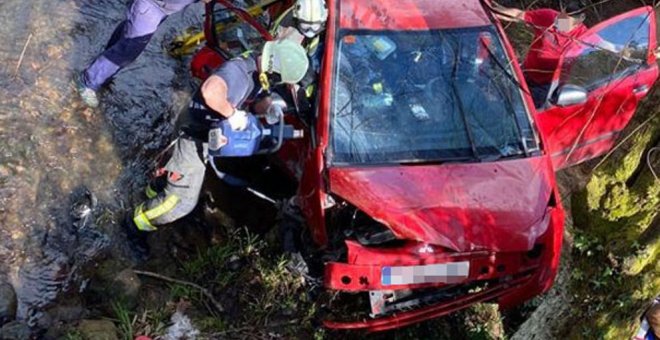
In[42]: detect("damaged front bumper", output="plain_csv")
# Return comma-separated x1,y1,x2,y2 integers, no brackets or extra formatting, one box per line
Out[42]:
322,240,547,331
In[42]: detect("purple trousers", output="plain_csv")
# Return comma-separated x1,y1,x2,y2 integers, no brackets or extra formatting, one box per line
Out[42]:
83,0,198,90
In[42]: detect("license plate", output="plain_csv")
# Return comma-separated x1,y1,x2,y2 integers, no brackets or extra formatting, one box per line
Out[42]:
381,262,470,286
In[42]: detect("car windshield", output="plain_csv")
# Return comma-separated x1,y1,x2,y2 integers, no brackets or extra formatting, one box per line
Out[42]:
330,27,539,165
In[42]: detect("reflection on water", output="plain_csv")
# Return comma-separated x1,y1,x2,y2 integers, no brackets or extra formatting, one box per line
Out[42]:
0,0,201,327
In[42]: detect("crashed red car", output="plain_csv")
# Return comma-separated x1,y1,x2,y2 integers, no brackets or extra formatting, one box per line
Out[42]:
190,0,658,331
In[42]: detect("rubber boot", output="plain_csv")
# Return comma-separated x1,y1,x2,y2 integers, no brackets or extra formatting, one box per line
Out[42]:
122,213,151,262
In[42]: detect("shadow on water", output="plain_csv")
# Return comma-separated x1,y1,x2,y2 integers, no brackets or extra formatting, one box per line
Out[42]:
0,0,205,331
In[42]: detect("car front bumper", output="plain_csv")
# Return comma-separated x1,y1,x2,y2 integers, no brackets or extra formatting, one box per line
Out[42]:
322,233,555,331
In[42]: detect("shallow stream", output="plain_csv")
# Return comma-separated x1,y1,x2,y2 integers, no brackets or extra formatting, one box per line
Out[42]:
0,0,203,327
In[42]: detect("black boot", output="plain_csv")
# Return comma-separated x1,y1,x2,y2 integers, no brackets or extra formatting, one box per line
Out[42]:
122,213,150,262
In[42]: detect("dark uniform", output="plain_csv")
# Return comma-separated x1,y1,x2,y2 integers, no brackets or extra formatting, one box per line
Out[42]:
83,0,201,91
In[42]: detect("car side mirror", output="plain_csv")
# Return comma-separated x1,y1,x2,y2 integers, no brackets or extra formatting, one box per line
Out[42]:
552,84,588,107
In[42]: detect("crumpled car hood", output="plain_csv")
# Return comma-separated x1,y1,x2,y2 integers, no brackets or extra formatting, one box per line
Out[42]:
328,157,555,252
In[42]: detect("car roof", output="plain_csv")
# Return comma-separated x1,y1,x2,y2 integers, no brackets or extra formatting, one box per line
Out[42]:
338,0,493,30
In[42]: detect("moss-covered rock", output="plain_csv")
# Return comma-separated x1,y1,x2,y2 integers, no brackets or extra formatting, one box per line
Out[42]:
77,320,118,340
566,91,660,338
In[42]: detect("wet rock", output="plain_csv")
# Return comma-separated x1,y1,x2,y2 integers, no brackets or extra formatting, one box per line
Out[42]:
110,269,141,305
0,282,16,325
70,187,97,223
34,312,53,332
85,260,129,309
46,305,86,323
77,320,118,340
0,321,31,340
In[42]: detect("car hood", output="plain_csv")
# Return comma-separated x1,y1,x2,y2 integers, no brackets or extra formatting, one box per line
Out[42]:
328,157,555,252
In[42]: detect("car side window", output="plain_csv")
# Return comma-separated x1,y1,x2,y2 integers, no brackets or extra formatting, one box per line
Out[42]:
560,13,651,90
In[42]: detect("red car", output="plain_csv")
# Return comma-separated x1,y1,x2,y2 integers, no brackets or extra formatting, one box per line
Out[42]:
190,0,658,331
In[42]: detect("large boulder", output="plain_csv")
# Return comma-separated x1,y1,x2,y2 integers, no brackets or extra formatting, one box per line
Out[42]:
110,269,141,305
0,282,16,325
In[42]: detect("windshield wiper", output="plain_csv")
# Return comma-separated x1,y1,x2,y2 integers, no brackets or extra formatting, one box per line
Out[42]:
478,151,526,162
451,39,481,161
397,156,477,165
482,41,533,157
481,39,531,96
489,74,530,157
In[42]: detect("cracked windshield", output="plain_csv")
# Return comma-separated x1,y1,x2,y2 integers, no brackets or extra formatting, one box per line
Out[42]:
331,28,539,164
0,0,658,339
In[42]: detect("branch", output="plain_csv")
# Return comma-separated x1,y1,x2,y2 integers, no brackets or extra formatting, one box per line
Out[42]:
593,111,658,170
647,146,659,180
133,270,224,313
14,33,33,77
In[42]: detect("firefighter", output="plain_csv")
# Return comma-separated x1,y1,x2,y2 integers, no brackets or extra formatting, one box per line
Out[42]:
490,0,589,108
131,39,309,234
77,0,212,108
271,0,328,54
269,0,328,116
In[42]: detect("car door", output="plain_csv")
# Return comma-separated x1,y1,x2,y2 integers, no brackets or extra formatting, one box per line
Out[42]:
536,6,658,169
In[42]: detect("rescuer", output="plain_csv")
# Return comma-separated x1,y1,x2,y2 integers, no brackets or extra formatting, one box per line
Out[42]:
130,39,309,235
77,0,212,108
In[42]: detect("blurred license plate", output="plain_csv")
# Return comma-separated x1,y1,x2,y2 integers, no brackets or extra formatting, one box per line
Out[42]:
381,262,470,286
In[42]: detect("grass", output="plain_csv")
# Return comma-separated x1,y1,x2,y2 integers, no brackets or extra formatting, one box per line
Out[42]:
62,330,84,340
111,299,173,339
95,224,510,339
112,301,134,340
130,307,171,337
120,227,318,337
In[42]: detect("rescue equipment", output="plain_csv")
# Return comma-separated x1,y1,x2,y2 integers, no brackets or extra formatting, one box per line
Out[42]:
166,0,282,57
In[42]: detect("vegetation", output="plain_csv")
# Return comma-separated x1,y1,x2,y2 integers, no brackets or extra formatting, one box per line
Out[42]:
568,100,659,339
52,1,658,339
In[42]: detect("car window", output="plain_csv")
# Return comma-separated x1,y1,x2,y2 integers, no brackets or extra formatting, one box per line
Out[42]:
330,27,539,165
560,13,651,90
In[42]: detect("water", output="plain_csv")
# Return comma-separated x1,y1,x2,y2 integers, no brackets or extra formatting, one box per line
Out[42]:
0,0,203,327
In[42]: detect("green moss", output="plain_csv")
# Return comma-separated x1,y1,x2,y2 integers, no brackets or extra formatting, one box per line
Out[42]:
624,244,659,276
609,130,654,182
601,182,639,220
567,105,659,338
585,174,609,211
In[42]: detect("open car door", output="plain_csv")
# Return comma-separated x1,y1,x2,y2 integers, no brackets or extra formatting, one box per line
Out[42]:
536,6,658,169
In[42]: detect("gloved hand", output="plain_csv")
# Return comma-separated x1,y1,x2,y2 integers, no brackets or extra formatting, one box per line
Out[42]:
227,109,248,131
265,104,284,125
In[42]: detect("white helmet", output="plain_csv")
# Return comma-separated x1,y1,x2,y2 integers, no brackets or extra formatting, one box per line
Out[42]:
293,0,328,38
